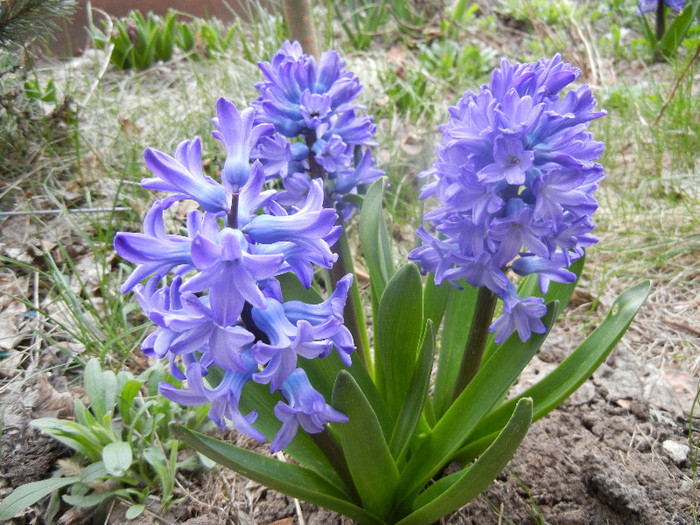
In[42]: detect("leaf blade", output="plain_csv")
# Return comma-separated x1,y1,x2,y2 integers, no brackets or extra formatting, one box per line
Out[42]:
456,280,651,462
331,371,399,520
172,425,386,525
396,398,533,525
0,477,80,520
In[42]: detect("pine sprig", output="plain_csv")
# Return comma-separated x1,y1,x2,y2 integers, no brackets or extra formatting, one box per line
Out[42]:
0,0,77,49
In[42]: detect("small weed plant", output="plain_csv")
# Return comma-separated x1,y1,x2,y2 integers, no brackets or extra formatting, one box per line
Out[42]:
0,359,211,521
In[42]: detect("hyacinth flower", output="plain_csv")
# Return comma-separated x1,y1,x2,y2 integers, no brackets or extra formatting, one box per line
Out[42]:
114,95,358,454
410,55,606,348
249,40,385,367
112,48,649,525
253,40,383,220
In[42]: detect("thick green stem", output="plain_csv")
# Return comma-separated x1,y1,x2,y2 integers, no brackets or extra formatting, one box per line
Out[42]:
655,0,665,42
451,287,498,402
283,0,320,60
302,128,370,373
311,428,360,503
329,228,371,372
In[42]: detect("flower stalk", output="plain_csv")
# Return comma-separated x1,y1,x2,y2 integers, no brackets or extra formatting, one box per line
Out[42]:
451,286,498,402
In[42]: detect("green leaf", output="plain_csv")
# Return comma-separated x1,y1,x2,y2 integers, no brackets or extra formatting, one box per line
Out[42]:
422,276,451,334
143,445,174,500
659,0,700,57
394,304,557,506
431,281,479,418
389,321,435,460
0,477,80,520
359,178,395,304
84,358,117,420
395,398,533,525
31,418,103,459
172,425,386,525
63,490,126,508
80,462,108,483
125,504,145,519
102,441,133,477
456,280,651,463
331,371,399,520
117,379,143,426
375,263,424,418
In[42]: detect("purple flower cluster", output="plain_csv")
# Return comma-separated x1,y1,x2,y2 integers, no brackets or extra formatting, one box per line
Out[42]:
409,55,606,344
638,0,685,14
252,40,383,220
115,97,354,452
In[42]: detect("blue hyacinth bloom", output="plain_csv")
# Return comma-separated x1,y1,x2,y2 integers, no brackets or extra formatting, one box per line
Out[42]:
253,41,382,218
409,55,606,343
114,202,196,293
116,91,355,451
141,139,229,214
213,97,274,192
638,0,685,13
271,368,349,453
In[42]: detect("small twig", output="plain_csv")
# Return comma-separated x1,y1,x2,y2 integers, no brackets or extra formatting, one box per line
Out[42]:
81,6,114,108
662,317,700,338
0,159,41,200
568,12,598,85
275,452,306,525
0,206,131,217
652,45,700,127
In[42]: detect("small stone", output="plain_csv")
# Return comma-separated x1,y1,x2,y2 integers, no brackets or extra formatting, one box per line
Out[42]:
662,440,690,466
568,380,596,406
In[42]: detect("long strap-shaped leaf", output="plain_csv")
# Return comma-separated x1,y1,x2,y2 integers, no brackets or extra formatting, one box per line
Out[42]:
359,178,395,306
331,371,400,521
389,320,435,460
658,0,700,58
394,398,533,525
303,349,394,439
431,282,479,418
393,304,557,508
455,280,651,463
375,263,424,419
172,424,387,525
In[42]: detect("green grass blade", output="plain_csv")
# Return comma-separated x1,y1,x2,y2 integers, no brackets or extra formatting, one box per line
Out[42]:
172,425,386,525
375,263,424,418
455,280,651,463
331,371,399,520
395,398,532,525
389,321,435,460
394,305,557,506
